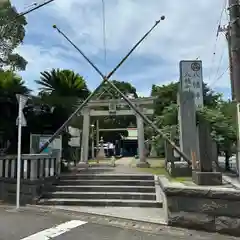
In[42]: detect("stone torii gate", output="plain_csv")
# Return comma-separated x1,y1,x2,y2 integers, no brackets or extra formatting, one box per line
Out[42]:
78,97,155,168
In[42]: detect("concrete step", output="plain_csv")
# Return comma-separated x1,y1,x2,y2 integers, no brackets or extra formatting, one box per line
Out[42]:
50,185,156,193
59,174,154,181
75,168,116,173
43,191,156,201
55,179,155,186
38,198,162,208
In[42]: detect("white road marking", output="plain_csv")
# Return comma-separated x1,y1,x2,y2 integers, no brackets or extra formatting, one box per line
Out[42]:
20,220,87,240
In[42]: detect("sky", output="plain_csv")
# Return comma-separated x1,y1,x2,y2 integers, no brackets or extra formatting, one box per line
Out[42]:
11,0,230,98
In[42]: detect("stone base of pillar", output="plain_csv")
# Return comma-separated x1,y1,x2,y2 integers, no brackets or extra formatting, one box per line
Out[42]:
136,160,150,168
76,162,89,169
192,171,222,185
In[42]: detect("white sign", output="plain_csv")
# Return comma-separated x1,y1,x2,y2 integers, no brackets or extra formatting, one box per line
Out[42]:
16,94,28,108
179,60,204,108
69,137,81,147
68,126,81,137
16,94,28,126
16,113,27,127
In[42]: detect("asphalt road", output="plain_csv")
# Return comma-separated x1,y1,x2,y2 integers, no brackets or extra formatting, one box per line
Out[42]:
0,206,238,240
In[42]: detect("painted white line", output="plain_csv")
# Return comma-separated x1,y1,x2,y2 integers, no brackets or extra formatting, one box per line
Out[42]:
20,220,87,240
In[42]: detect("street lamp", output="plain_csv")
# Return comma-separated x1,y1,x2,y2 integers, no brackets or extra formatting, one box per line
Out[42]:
91,124,95,159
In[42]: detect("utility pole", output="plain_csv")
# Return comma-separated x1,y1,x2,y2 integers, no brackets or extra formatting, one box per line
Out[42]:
218,24,235,99
228,0,240,178
226,27,235,100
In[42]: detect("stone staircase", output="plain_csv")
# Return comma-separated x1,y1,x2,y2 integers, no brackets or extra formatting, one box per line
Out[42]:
38,169,162,208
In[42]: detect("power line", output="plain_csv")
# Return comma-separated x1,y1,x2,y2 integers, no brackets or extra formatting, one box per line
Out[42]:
212,45,225,83
101,0,107,73
15,0,55,20
208,0,227,83
210,66,229,88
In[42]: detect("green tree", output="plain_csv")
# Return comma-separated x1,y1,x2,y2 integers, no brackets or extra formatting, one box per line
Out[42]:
151,83,178,116
151,82,222,116
198,107,236,170
36,69,89,96
203,83,223,108
0,1,27,70
150,82,234,163
97,80,138,99
35,69,90,111
34,69,91,158
0,70,30,152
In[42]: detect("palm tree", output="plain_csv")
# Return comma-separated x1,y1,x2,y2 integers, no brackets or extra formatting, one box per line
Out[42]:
35,69,91,128
36,69,90,98
35,69,90,110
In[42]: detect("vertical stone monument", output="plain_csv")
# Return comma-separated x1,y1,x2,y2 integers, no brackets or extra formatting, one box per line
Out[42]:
192,117,222,185
96,136,106,161
149,136,158,158
178,90,199,165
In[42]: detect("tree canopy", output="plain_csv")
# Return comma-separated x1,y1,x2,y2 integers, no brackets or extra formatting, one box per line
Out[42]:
150,82,236,167
0,1,235,172
0,1,27,70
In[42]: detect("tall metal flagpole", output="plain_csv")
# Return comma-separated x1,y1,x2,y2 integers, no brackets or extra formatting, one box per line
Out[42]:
40,17,193,165
38,17,165,153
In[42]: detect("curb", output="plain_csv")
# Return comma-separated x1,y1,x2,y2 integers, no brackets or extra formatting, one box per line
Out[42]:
25,204,167,226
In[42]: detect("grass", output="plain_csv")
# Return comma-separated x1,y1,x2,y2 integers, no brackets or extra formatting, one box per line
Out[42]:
88,159,112,165
131,158,192,183
88,157,192,183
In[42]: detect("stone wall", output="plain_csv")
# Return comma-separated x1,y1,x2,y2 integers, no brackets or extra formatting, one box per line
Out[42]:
159,176,240,236
0,177,57,205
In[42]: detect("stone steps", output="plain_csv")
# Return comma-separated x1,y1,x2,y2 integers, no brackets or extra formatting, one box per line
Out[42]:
50,185,156,193
38,198,162,208
42,191,156,201
55,179,155,186
38,173,162,208
60,174,154,180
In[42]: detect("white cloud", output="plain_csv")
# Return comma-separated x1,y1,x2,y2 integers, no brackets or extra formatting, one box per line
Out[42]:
11,0,230,95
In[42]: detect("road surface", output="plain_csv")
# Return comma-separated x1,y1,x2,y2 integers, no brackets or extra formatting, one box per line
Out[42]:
0,206,237,240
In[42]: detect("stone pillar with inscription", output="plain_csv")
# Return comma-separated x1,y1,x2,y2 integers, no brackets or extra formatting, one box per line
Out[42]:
179,60,203,165
178,91,198,165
